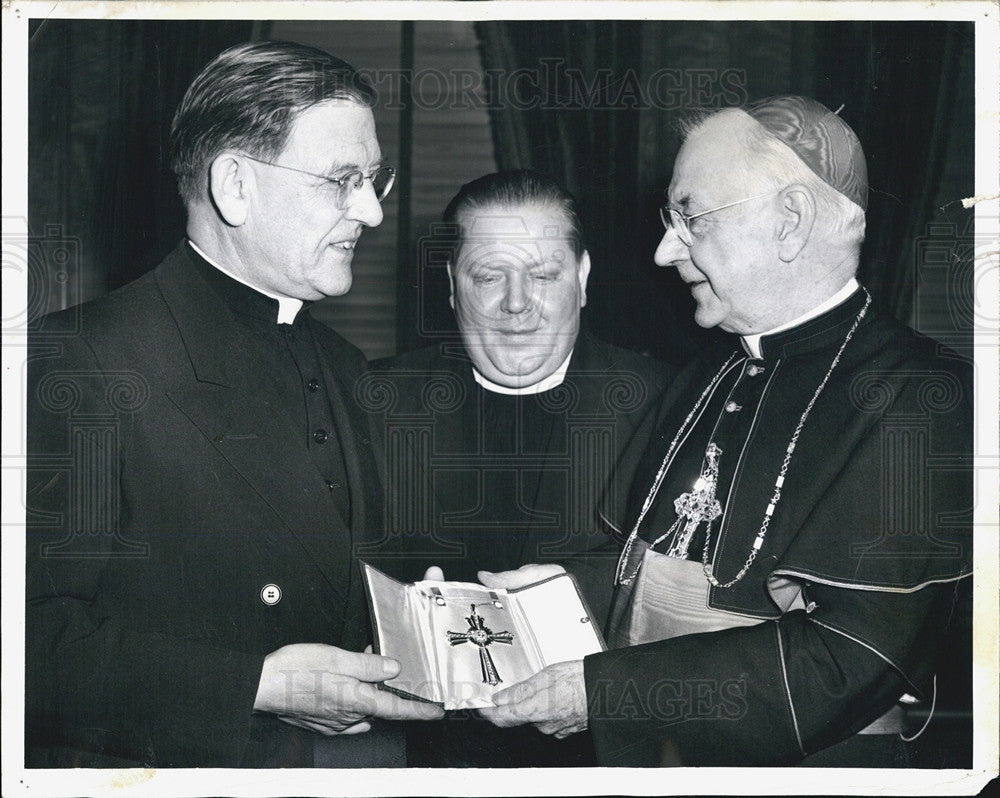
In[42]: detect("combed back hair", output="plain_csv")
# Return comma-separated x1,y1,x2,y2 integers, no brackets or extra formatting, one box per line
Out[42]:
681,107,866,251
170,41,375,207
442,170,586,262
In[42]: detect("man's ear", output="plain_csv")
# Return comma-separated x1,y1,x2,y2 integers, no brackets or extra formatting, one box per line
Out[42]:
208,153,252,227
776,185,815,263
446,260,456,310
577,250,592,308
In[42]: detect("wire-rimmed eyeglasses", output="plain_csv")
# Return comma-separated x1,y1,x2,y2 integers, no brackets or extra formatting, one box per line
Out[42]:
659,191,778,246
241,153,396,206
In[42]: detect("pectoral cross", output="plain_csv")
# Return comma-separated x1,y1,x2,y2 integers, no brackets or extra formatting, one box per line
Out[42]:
664,442,723,559
447,604,514,686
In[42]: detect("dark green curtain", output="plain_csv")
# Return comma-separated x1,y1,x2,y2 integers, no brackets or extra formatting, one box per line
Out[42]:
29,20,257,311
475,21,975,364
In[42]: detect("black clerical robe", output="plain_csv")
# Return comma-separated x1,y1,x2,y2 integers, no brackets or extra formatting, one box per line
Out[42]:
586,288,972,766
366,332,673,609
25,242,384,767
365,332,673,766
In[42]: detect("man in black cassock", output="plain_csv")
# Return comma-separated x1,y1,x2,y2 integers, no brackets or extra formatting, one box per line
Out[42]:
364,170,673,765
25,41,440,768
479,96,973,767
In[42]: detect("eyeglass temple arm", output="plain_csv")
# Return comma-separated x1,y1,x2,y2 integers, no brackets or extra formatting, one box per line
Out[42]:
685,190,779,221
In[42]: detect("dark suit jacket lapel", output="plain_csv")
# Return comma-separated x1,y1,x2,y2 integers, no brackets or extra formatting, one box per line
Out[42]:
155,244,353,598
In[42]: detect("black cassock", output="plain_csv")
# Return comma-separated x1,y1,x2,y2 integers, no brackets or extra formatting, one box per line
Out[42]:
25,243,386,767
364,332,673,766
587,288,973,766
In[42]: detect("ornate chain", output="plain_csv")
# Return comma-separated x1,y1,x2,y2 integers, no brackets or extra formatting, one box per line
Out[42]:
615,288,872,589
614,352,739,585
702,288,871,587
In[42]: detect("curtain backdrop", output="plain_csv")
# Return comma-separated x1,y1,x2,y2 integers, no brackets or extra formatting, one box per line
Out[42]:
29,20,257,308
815,22,973,325
475,21,975,365
27,20,975,358
476,21,650,354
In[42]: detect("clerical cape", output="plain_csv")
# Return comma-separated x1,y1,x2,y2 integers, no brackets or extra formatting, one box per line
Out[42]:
587,288,972,766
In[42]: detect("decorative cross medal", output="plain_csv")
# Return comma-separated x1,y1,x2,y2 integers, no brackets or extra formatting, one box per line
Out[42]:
447,604,515,686
663,442,723,559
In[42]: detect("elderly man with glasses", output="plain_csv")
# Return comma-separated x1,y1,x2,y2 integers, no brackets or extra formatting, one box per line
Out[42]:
25,41,441,769
481,96,972,767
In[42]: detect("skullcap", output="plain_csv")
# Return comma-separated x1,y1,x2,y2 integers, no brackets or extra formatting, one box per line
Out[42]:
744,95,868,211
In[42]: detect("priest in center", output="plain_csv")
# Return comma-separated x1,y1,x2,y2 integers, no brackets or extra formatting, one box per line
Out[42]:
362,170,674,766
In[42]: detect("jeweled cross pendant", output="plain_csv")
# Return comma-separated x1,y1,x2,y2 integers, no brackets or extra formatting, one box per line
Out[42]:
665,442,723,559
447,604,515,686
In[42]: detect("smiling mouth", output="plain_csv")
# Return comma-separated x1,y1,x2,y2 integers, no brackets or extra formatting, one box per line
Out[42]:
330,238,360,252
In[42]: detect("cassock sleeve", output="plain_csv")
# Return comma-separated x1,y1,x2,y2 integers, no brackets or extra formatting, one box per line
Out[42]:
583,579,959,766
25,335,266,766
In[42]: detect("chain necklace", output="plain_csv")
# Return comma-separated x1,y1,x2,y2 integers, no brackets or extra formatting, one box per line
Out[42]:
615,352,738,585
615,288,872,588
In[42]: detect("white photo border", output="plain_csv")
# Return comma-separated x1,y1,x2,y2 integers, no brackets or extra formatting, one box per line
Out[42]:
3,2,997,796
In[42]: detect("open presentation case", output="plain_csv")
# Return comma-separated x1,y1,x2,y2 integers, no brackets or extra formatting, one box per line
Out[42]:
361,562,606,709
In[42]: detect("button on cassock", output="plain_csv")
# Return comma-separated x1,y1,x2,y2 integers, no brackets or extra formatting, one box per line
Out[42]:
307,378,320,392
260,584,282,605
313,429,329,444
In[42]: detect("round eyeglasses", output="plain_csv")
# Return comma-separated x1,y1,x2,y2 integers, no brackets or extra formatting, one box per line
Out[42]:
660,191,778,247
241,154,396,207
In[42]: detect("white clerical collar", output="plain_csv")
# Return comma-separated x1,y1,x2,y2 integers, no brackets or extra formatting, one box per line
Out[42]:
472,350,574,395
741,278,860,359
188,239,304,324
